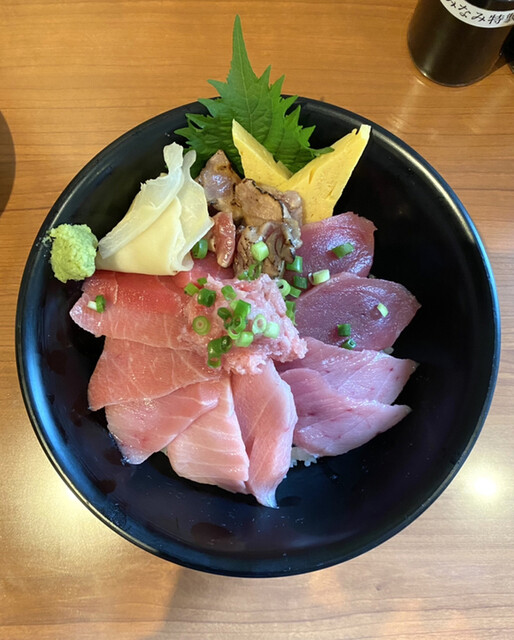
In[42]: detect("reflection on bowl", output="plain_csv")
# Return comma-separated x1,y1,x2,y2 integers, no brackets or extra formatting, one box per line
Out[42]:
16,99,500,577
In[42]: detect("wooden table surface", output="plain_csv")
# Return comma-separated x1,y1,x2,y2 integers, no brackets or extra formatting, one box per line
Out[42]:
1,1,513,638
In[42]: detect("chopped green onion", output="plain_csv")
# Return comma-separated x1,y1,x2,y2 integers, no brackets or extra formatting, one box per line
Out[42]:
197,288,216,307
276,279,291,298
227,315,247,338
95,295,106,312
207,336,233,357
87,294,106,313
293,275,308,290
247,262,262,280
226,327,239,339
192,315,211,335
192,238,208,259
337,323,352,337
227,326,241,339
236,331,254,347
286,255,303,272
232,299,251,320
309,269,330,285
197,277,207,286
376,302,389,317
219,335,233,353
217,307,232,320
184,282,200,296
331,242,355,258
217,307,232,323
251,314,267,334
221,285,236,301
288,286,301,298
229,315,246,333
207,356,222,369
285,300,296,324
207,339,222,357
237,271,249,281
341,338,357,350
251,241,269,262
263,321,280,339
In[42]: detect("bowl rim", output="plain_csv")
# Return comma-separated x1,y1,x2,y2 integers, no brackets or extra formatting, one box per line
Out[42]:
15,98,501,577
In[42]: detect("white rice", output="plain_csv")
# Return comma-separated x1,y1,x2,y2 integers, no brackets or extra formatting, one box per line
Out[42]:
290,446,319,468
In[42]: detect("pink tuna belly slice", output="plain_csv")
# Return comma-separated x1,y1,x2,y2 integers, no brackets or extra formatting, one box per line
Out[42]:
69,270,186,348
277,337,417,405
282,368,411,457
105,381,220,464
166,376,249,494
295,211,376,279
88,338,220,410
232,360,298,508
295,271,420,351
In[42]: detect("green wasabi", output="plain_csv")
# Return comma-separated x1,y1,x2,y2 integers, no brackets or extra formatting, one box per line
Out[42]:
48,224,98,283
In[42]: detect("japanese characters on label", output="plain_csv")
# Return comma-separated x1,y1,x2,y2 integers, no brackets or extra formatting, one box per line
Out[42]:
441,0,514,27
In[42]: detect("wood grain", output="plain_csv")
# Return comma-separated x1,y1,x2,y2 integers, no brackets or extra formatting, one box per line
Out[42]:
1,1,513,638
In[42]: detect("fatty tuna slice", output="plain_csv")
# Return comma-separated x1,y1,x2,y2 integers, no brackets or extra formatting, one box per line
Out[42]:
88,338,220,411
232,361,298,508
277,337,417,404
295,212,375,279
295,271,420,350
282,368,411,457
166,376,249,494
105,381,220,464
70,270,185,348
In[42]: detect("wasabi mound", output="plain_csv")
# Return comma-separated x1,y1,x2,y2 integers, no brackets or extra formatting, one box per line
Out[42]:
49,224,98,283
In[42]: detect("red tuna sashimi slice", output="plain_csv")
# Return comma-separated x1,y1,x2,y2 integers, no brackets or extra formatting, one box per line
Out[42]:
295,271,420,350
295,212,375,280
70,270,185,348
166,376,249,494
105,381,220,464
277,337,417,404
88,338,220,411
170,251,234,288
282,368,411,457
232,361,297,508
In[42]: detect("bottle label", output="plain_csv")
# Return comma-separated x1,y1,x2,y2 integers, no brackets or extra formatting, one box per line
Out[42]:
440,0,514,27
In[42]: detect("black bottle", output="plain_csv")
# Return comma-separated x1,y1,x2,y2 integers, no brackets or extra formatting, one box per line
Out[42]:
408,0,514,85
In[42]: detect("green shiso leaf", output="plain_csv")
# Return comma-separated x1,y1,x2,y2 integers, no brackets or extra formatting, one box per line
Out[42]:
175,15,331,176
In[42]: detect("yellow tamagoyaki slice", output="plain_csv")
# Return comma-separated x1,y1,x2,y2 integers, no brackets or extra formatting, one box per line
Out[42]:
277,125,371,224
232,119,292,187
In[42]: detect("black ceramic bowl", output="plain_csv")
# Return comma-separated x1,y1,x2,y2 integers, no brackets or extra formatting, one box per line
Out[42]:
16,99,500,577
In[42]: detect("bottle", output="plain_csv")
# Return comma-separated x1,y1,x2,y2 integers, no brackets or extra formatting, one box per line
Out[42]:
408,0,514,86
